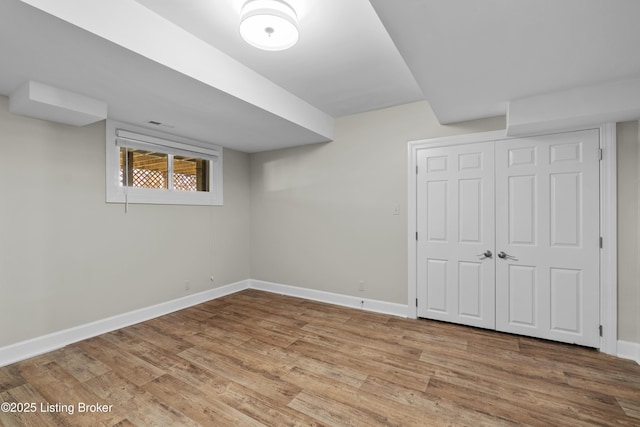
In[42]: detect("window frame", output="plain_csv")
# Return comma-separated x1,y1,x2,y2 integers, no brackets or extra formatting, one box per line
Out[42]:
106,120,223,206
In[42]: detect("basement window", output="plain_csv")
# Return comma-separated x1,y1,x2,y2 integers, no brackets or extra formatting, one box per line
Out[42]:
106,120,223,206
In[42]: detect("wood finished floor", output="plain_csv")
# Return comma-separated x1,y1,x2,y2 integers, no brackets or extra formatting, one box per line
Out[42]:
1,290,639,426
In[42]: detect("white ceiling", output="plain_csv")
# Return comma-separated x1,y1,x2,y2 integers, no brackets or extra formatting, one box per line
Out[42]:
133,0,424,118
1,0,639,152
370,0,640,124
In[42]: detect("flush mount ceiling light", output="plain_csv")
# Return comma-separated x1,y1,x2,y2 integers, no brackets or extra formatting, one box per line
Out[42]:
240,0,299,51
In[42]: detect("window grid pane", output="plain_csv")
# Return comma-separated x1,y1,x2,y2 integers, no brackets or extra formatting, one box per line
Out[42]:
120,148,168,189
173,156,210,192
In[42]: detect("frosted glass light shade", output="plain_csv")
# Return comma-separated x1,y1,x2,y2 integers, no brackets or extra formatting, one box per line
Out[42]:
240,0,299,51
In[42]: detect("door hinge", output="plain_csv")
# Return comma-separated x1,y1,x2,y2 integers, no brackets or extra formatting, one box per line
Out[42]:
416,298,418,307
599,325,603,337
600,236,603,248
598,148,603,161
416,232,418,241
416,165,419,174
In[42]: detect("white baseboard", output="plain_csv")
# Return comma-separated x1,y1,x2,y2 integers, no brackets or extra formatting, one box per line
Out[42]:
18,279,637,368
250,279,409,318
0,280,250,368
617,340,640,365
0,279,408,368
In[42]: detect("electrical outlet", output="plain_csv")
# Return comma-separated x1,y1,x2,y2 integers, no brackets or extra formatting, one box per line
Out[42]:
358,280,365,292
185,280,190,291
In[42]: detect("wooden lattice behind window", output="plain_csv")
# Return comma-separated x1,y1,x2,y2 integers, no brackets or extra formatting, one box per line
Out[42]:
120,149,207,192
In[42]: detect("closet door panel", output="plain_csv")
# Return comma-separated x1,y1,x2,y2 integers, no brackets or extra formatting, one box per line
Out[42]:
417,143,495,329
495,130,600,347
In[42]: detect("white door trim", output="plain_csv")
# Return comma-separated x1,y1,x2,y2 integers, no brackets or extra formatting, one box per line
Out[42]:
599,123,617,355
407,125,617,355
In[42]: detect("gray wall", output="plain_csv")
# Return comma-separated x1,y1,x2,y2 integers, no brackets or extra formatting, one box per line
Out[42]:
250,101,505,303
0,96,251,347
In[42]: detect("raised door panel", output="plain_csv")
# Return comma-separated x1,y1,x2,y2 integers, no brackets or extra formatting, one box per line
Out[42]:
426,259,448,313
550,268,582,334
426,181,448,242
550,173,581,247
458,261,483,319
507,265,537,327
508,175,536,245
459,179,482,243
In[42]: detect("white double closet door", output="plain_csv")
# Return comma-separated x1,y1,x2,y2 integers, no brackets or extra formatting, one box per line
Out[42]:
416,130,600,347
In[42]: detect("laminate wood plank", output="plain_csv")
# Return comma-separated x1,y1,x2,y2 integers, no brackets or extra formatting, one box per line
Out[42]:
164,358,231,394
517,340,640,382
295,323,434,376
47,345,112,384
248,337,368,388
99,329,189,372
465,331,521,352
288,390,394,427
384,317,471,353
217,296,304,321
110,420,136,427
84,371,199,427
242,337,301,366
431,368,627,426
182,316,255,347
187,332,298,378
123,321,194,354
143,314,204,339
284,366,430,427
419,342,571,385
436,366,623,415
17,362,123,426
178,345,302,406
317,314,471,360
215,300,310,330
287,339,431,392
301,323,423,360
398,329,469,352
76,337,165,387
420,349,588,412
142,374,265,427
1,385,65,427
294,305,356,324
358,375,513,427
209,310,300,348
217,381,327,427
564,370,640,401
426,376,577,426
616,397,640,419
221,292,307,316
163,312,221,335
0,366,25,393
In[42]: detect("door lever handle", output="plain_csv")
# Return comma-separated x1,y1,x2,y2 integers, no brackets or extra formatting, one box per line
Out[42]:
477,250,492,259
498,251,517,260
